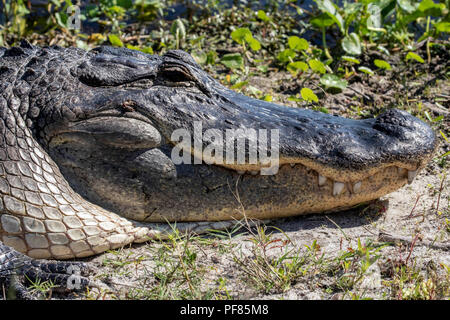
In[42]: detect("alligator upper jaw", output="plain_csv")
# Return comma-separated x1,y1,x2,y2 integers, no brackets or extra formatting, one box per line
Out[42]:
150,84,437,183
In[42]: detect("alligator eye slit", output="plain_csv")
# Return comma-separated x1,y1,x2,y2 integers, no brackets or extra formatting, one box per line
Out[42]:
160,66,194,84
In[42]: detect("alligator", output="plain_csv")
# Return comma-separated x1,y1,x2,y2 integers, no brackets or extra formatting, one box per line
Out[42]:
0,41,436,298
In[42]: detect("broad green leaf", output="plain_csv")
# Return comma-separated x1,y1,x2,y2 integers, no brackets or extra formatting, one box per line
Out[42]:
220,53,243,70
342,56,360,64
301,88,319,103
256,10,271,22
314,0,345,33
262,95,273,102
342,32,361,55
309,59,326,74
288,36,309,51
108,34,123,47
435,22,450,33
358,66,374,75
417,0,445,16
374,59,392,70
406,52,425,63
246,36,261,51
397,0,419,13
310,13,335,28
231,28,260,51
231,28,252,45
320,74,348,90
277,49,296,64
287,61,309,75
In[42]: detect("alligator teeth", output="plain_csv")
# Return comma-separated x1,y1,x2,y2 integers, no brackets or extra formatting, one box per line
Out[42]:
237,170,246,175
289,163,296,168
408,170,417,184
318,175,327,186
353,181,362,193
333,182,345,196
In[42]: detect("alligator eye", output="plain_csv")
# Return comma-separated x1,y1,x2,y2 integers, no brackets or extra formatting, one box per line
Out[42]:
159,65,195,84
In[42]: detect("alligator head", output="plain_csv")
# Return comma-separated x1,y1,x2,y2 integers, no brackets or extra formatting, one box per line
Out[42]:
3,42,437,225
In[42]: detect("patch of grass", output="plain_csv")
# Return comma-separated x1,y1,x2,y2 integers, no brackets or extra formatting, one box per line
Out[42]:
25,276,58,300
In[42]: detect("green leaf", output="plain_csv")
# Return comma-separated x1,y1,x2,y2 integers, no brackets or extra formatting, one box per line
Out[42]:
397,0,419,14
170,18,186,39
246,36,261,51
314,0,345,33
288,36,309,51
231,28,252,45
277,49,296,64
287,61,309,76
263,95,273,102
418,0,445,16
256,65,269,73
231,28,260,51
256,10,271,22
288,95,303,102
231,81,249,90
435,22,450,33
220,53,243,70
405,52,425,63
358,66,374,75
206,51,217,65
342,56,360,64
310,13,335,28
126,45,154,55
320,74,348,91
309,59,326,74
367,3,382,29
301,88,319,103
108,34,123,47
374,59,392,70
191,51,207,65
342,33,361,55
117,0,133,9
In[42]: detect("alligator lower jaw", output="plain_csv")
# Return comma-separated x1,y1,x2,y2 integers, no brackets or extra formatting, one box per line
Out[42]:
143,161,425,222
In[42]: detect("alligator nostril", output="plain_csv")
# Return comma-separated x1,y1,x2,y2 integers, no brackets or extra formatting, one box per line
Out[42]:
374,108,412,127
373,108,419,138
121,100,136,113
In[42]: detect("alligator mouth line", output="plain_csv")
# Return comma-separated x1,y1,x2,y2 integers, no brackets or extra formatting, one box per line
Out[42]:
214,159,420,182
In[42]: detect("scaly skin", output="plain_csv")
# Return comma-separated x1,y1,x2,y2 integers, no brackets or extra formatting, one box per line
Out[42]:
0,41,436,296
